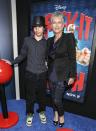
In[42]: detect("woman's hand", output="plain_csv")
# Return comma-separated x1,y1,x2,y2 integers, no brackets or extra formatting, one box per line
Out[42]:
68,78,74,85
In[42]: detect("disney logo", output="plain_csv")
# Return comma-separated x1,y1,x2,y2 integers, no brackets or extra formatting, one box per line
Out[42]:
54,5,67,10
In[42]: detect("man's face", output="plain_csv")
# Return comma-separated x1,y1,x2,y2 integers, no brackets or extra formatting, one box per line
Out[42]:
33,26,44,37
51,17,64,34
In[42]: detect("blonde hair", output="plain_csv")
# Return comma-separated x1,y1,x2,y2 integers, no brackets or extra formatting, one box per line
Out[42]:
50,12,64,24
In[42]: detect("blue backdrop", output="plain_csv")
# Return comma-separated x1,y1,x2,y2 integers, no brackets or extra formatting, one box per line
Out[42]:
0,0,15,99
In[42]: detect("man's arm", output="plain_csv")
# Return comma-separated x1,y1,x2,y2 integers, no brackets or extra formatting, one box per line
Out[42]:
11,38,28,65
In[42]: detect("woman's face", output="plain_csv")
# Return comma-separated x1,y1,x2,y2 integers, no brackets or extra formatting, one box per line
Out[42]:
34,26,44,37
51,16,64,34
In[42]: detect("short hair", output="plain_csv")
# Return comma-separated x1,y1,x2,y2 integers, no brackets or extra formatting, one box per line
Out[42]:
50,12,64,24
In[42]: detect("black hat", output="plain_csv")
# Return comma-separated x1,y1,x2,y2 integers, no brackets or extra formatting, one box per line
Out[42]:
32,16,45,27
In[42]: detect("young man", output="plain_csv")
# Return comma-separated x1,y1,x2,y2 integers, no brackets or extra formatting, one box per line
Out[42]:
47,12,76,127
12,16,47,126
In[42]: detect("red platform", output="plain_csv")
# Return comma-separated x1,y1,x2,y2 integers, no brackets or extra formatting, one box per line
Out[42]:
56,128,74,131
0,112,19,128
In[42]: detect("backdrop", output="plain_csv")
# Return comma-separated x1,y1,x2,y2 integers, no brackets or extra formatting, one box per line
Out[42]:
31,0,96,103
0,0,15,99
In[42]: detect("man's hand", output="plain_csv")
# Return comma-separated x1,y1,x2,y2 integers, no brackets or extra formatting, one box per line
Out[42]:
68,78,75,85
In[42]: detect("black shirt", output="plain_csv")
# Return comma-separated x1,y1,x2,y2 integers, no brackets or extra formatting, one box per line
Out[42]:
12,36,47,74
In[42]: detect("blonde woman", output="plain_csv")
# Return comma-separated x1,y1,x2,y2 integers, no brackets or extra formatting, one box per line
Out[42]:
47,12,76,127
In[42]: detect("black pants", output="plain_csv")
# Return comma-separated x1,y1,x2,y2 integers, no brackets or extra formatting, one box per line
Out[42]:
50,81,65,116
25,71,47,114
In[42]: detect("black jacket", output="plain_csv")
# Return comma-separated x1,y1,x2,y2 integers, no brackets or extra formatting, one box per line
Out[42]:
12,36,47,74
47,33,77,81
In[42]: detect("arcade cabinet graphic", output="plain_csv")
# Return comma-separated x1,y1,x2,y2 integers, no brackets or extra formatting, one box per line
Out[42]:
0,59,19,128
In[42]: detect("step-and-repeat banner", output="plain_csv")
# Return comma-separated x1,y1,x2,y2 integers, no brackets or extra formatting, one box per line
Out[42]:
31,0,96,103
0,0,15,99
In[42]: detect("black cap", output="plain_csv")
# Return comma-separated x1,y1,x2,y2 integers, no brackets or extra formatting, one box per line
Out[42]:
32,16,45,27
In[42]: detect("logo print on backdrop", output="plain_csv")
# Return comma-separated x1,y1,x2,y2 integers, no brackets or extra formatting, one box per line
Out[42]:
54,5,67,11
